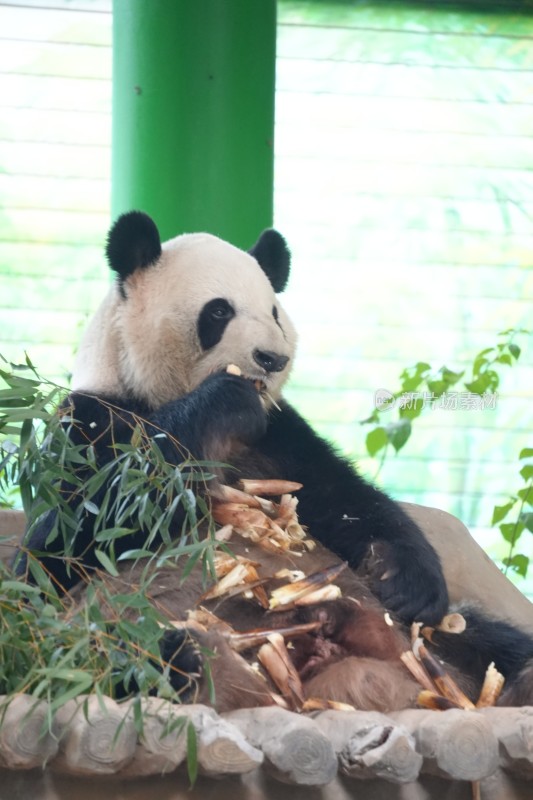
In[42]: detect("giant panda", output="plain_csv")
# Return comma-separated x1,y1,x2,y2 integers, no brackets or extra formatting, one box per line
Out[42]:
19,210,533,710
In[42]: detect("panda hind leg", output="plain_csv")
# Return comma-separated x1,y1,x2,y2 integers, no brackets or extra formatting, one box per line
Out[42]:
428,606,533,704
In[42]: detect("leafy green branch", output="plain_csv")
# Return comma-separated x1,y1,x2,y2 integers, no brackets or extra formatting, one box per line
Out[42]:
362,360,464,467
360,328,531,578
0,356,219,732
361,328,528,467
492,448,533,579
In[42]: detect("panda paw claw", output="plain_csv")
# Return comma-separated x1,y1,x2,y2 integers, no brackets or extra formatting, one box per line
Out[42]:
364,541,449,626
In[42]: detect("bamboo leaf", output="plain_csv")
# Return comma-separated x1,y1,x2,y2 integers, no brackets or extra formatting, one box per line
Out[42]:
83,500,99,515
94,527,135,543
186,720,198,786
94,550,119,577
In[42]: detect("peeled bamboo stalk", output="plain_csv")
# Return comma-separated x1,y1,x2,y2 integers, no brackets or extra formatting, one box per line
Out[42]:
269,562,346,610
476,662,505,709
273,494,299,526
214,553,259,579
400,650,436,693
422,612,467,642
291,585,342,606
416,643,476,710
199,562,252,601
237,479,303,496
227,621,322,652
302,698,356,712
258,634,305,709
244,565,270,609
274,569,306,582
214,524,233,542
253,495,276,513
212,484,262,508
416,690,463,711
212,503,271,531
437,612,467,634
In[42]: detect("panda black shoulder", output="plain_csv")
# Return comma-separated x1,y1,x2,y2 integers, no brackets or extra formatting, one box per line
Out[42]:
106,211,162,292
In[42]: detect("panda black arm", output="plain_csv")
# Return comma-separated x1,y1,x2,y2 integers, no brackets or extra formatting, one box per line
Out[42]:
54,373,266,468
251,402,449,626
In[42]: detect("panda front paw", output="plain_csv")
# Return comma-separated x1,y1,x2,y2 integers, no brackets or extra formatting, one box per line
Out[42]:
365,541,449,626
196,372,268,448
160,628,204,701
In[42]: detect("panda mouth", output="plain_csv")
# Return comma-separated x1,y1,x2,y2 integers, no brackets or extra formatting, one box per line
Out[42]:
226,363,266,390
253,378,268,394
254,379,282,411
249,376,269,403
226,365,279,409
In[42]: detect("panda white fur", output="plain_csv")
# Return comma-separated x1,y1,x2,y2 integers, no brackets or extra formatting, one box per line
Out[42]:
20,211,533,709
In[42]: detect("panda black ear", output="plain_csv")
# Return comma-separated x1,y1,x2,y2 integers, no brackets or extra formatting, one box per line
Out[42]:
106,211,162,284
248,229,291,293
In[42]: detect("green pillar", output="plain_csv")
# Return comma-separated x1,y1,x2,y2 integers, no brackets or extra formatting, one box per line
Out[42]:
111,0,277,247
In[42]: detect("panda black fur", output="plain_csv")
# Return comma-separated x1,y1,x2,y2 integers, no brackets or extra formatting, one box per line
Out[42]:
19,211,533,708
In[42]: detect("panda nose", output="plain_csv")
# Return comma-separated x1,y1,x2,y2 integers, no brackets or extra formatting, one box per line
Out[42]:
253,349,289,373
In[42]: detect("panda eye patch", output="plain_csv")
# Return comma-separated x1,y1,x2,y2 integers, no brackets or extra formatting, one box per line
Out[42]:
198,298,235,350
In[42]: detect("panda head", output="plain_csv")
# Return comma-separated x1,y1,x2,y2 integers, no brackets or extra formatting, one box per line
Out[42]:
72,211,297,409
